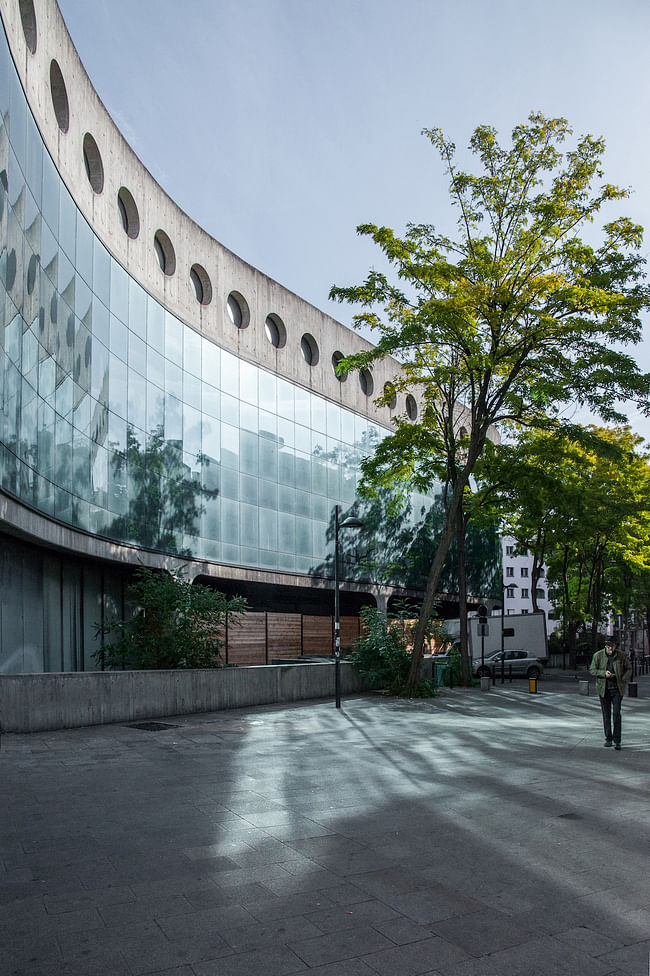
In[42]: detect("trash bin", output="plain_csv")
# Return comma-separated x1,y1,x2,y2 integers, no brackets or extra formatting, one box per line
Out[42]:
528,677,537,694
480,675,491,692
628,682,638,698
578,680,589,696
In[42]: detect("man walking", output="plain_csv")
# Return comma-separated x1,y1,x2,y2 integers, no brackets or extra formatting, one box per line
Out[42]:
589,638,632,750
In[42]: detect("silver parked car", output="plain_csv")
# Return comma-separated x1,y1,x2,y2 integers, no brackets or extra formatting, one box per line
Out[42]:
473,649,544,680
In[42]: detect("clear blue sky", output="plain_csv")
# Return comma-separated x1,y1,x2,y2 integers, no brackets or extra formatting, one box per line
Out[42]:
57,0,650,439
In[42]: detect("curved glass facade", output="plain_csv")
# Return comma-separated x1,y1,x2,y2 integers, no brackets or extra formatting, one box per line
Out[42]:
0,25,436,578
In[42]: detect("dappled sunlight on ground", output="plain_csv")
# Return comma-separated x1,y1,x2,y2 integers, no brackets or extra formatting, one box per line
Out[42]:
2,684,649,974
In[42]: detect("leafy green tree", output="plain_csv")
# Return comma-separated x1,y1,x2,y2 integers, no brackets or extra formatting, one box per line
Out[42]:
330,113,650,691
96,567,247,670
600,449,650,652
484,426,650,663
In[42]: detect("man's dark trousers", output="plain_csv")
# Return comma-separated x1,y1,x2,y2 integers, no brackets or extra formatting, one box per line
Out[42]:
600,686,622,744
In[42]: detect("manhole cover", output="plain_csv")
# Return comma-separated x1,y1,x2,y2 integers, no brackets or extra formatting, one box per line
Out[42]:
127,722,178,731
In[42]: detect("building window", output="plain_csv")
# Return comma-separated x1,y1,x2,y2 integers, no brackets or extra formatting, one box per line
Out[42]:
521,588,529,599
49,60,69,133
301,333,319,366
154,230,176,276
117,187,140,238
405,394,418,420
506,566,514,578
521,567,529,577
227,292,249,329
359,368,374,396
190,264,212,305
384,382,397,409
19,0,38,53
521,609,529,615
506,587,516,598
506,545,514,556
83,133,104,194
264,314,286,348
332,351,347,381
536,588,545,600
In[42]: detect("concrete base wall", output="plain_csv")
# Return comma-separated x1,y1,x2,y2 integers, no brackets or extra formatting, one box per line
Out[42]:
0,663,368,733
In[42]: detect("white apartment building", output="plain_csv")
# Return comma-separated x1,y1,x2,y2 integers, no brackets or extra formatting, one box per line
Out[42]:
502,536,560,634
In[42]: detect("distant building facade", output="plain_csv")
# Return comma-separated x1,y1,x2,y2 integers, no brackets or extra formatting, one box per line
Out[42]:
501,536,559,634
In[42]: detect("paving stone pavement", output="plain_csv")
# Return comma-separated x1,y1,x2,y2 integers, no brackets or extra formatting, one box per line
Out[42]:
1,676,649,976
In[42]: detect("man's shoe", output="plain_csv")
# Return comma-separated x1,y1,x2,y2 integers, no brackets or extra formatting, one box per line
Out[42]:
604,740,613,747
614,743,621,750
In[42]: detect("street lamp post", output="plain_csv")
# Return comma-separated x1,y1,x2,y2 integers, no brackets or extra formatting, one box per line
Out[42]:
334,504,363,709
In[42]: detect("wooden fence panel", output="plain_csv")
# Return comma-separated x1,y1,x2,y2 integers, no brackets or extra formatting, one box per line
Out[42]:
267,613,302,658
341,615,361,653
227,612,267,665
302,615,334,656
223,612,363,665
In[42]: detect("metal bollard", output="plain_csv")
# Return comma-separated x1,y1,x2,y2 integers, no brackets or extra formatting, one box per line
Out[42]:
529,677,537,694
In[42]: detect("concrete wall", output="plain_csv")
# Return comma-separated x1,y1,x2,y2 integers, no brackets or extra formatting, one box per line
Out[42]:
0,663,368,733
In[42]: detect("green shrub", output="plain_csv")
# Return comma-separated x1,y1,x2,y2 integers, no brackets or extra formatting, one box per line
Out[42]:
350,604,442,696
95,567,246,670
350,606,411,693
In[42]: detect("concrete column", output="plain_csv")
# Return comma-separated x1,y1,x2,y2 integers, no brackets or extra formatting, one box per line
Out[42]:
374,590,389,615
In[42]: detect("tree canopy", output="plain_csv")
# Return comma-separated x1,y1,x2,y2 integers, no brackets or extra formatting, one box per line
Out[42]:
482,426,650,663
330,112,650,690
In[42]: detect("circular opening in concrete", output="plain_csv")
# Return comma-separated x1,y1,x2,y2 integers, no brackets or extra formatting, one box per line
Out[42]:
227,292,249,329
359,368,374,397
154,230,176,276
300,333,319,367
264,314,286,349
190,263,212,305
384,382,397,409
406,394,418,420
82,133,104,194
332,350,347,382
18,0,37,53
117,187,139,239
49,60,69,133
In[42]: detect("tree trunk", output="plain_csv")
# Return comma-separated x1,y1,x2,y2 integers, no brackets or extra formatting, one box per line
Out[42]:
405,438,484,693
530,528,545,614
456,504,470,686
590,552,602,654
567,619,578,670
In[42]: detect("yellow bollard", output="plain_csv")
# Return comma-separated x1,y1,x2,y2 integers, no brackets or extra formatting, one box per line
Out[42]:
529,677,537,694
